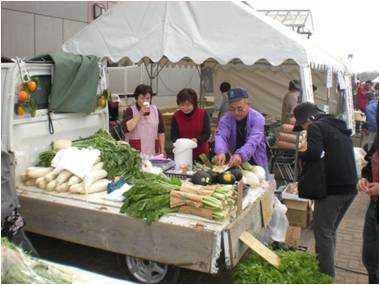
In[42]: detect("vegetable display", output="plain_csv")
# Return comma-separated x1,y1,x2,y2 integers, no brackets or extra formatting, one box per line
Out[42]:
233,250,333,284
72,129,142,181
1,238,72,284
120,173,181,224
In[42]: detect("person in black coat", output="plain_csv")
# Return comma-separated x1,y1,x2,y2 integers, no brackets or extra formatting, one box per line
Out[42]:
293,102,357,279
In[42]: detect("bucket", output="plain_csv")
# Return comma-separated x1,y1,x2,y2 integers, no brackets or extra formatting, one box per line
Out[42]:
173,138,197,172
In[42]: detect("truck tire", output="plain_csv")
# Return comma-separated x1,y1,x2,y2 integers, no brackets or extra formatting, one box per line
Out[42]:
117,254,181,284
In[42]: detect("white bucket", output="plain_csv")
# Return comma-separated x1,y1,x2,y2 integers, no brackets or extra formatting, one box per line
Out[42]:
173,138,197,172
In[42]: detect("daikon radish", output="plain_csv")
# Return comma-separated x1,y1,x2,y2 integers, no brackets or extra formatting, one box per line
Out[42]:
24,179,36,186
84,179,109,194
36,177,47,189
44,168,63,182
85,169,108,186
53,139,72,150
67,175,81,186
27,167,53,178
91,162,104,171
69,183,85,193
56,182,69,193
56,170,72,184
20,173,29,182
46,180,58,191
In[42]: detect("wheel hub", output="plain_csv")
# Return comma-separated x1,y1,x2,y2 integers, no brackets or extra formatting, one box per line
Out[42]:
126,256,169,283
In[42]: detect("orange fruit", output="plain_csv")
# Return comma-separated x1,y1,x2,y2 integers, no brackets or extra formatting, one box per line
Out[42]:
27,80,37,92
19,84,24,91
16,105,25,116
18,90,29,102
98,96,107,108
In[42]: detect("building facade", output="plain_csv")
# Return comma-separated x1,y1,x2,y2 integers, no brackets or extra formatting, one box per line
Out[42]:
1,1,111,58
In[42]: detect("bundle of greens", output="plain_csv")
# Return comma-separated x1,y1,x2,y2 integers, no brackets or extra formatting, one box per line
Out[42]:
35,149,57,167
72,129,142,180
233,250,333,284
120,173,182,224
1,238,72,284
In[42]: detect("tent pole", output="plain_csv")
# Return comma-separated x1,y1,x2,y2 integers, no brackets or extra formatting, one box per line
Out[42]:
199,63,204,108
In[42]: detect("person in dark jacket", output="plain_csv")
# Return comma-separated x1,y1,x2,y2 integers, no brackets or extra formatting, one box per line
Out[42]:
357,103,378,284
293,102,357,279
1,150,38,255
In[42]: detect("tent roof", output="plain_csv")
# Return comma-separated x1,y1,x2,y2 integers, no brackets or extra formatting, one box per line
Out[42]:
62,1,346,72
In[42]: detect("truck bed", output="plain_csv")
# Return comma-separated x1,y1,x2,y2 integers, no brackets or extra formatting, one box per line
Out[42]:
17,185,269,273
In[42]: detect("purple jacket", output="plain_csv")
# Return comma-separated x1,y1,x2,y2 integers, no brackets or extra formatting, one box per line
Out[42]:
215,108,268,168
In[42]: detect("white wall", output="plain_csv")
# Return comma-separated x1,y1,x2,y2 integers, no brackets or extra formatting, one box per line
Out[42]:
1,1,88,58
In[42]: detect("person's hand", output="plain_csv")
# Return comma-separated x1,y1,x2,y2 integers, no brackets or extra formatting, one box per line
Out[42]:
110,120,117,127
215,153,226,166
191,138,198,144
367,183,379,196
357,178,369,192
228,154,242,168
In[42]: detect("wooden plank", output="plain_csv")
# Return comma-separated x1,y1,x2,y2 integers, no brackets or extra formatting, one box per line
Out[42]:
226,198,262,267
236,181,243,215
260,184,273,227
19,195,216,273
239,231,281,269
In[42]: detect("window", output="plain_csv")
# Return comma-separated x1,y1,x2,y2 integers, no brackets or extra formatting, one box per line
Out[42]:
32,75,51,109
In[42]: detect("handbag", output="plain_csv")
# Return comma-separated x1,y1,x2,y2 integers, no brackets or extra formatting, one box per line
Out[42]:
298,157,327,200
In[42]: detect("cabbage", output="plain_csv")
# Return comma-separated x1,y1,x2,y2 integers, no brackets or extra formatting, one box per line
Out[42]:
250,165,266,182
242,170,259,188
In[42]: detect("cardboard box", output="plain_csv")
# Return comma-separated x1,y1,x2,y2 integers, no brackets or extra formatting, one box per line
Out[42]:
285,226,302,246
282,183,313,228
284,201,313,228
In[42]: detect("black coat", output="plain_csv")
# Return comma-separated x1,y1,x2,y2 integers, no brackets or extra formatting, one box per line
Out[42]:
300,115,357,195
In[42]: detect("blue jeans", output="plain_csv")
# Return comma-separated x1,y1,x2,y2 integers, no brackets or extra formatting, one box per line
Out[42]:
313,193,357,278
362,202,379,284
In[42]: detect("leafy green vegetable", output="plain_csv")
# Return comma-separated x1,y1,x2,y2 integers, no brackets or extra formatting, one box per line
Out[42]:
233,250,333,284
1,238,72,284
120,173,181,224
72,129,142,180
35,149,57,167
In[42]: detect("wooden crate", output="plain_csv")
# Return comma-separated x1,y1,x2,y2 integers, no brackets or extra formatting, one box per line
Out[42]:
284,199,313,228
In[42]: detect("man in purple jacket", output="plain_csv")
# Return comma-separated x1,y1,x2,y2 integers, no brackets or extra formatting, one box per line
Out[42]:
215,88,268,169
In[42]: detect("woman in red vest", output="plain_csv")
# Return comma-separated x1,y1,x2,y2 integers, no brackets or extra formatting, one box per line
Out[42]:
171,88,211,161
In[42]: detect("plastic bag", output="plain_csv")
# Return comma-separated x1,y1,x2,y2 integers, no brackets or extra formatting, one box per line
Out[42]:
267,196,289,242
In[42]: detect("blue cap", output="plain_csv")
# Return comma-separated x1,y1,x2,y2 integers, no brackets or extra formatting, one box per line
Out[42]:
227,88,248,102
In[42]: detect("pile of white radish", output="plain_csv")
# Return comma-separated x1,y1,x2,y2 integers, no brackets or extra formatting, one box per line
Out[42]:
21,161,109,194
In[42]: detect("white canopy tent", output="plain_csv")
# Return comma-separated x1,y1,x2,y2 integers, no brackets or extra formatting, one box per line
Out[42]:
62,1,352,123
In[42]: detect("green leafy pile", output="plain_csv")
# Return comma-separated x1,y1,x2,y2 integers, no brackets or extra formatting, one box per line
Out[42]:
233,250,333,284
35,149,57,167
72,129,142,180
1,238,72,284
120,173,182,224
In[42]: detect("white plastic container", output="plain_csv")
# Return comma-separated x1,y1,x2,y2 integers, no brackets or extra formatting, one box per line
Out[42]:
172,138,197,172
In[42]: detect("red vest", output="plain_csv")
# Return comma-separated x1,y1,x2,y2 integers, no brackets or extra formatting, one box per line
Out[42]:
174,108,209,160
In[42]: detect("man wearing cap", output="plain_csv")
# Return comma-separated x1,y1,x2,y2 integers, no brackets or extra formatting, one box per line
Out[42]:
214,88,268,169
281,80,300,123
108,93,124,140
293,102,357,279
